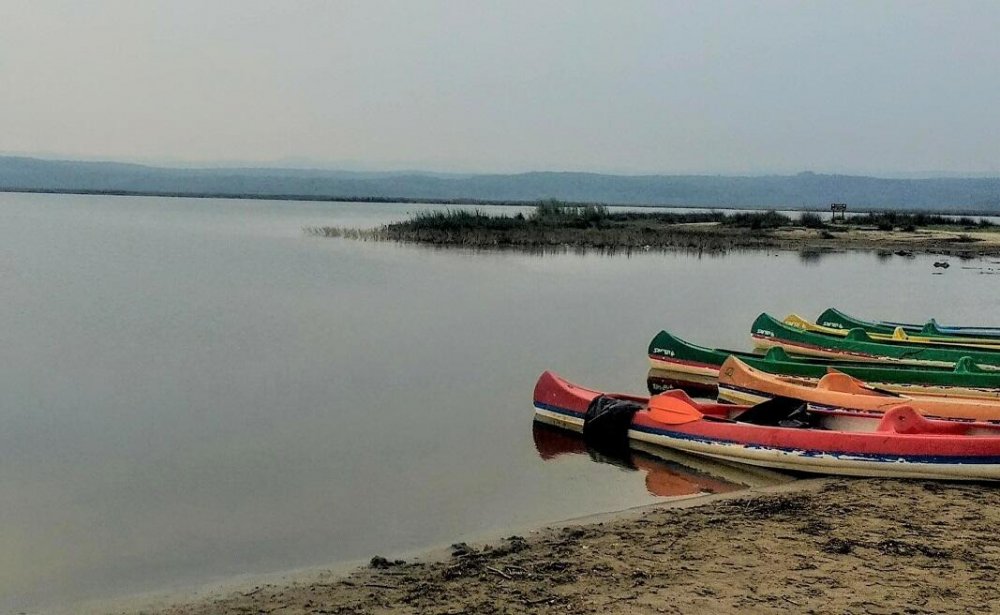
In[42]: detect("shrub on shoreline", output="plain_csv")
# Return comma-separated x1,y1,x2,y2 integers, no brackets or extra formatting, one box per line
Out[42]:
849,211,994,230
800,212,825,228
724,210,792,230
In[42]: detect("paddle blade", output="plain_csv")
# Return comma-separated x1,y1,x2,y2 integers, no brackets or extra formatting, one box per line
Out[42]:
647,393,704,425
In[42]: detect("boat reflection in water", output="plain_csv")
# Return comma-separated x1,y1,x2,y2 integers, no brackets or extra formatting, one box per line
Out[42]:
647,367,718,397
532,422,788,498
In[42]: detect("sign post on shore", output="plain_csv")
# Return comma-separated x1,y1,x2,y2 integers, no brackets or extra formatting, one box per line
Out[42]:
830,203,847,222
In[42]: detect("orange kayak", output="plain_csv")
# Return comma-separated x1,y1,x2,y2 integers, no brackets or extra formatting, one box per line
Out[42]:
717,356,1000,421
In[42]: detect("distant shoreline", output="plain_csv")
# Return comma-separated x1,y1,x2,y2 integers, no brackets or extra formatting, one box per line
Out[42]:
310,206,1000,257
4,187,1000,217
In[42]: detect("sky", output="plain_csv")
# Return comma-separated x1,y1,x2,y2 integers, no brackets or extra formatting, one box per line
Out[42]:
1,1,998,176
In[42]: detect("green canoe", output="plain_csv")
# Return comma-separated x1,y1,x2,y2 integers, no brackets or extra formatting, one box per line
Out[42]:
648,329,1000,397
751,312,1000,369
818,307,1000,340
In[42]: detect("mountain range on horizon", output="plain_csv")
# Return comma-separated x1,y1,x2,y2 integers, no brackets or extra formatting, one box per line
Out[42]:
2,155,1000,212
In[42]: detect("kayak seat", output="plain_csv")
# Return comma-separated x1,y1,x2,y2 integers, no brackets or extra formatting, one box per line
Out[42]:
763,346,793,362
954,356,982,374
876,406,971,435
816,372,876,395
920,320,943,336
846,328,872,342
877,406,934,434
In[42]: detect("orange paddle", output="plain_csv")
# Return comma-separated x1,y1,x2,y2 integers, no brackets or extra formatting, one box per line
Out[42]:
647,393,704,425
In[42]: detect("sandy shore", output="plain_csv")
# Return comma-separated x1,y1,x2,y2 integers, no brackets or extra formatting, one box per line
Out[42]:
123,478,1000,615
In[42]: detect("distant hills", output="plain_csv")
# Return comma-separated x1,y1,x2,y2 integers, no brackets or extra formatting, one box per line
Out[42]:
2,155,1000,212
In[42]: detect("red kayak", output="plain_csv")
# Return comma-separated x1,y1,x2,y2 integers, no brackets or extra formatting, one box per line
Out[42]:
533,371,1000,480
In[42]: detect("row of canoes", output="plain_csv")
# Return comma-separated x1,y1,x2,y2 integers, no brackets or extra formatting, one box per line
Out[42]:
648,330,1000,401
534,308,1000,481
750,313,1000,368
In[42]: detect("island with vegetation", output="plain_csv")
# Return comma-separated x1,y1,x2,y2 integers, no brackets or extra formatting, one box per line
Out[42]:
309,201,1000,256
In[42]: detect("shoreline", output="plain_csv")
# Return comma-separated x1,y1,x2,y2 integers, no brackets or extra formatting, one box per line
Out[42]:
78,442,792,614
5,187,1000,217
106,477,1000,615
315,222,1000,258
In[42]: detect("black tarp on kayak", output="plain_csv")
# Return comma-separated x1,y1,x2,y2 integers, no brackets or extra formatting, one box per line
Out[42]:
583,396,642,453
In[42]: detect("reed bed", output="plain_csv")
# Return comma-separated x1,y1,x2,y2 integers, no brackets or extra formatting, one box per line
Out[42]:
305,202,1000,256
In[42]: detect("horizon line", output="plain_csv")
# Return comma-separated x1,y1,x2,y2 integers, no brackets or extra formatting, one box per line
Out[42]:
2,151,1000,181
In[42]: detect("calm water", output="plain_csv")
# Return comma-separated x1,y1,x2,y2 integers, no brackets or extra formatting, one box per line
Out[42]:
2,193,998,611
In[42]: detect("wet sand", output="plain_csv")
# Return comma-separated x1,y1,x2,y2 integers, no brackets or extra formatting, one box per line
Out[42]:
126,478,1000,615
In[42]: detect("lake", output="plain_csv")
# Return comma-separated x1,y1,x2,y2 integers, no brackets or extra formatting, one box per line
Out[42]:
1,192,997,611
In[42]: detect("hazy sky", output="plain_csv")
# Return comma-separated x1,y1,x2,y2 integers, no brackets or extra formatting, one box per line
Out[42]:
1,1,998,175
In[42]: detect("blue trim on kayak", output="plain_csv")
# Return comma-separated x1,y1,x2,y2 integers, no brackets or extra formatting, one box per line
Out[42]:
533,401,1000,465
882,320,1000,336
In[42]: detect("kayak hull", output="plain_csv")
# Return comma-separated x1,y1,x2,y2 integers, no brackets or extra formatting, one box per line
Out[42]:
784,313,1000,349
717,356,1000,421
534,405,1000,480
819,307,1000,340
534,372,1000,481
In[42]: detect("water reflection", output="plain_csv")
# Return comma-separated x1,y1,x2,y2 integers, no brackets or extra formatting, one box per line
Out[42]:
396,242,739,259
5,193,988,610
532,423,742,497
647,368,717,397
797,248,842,264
